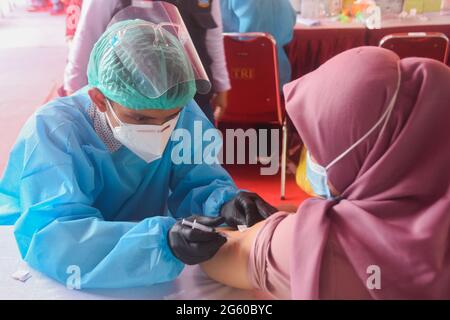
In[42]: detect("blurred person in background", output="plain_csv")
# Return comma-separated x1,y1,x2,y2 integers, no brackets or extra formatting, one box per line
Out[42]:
220,0,296,89
27,0,64,15
61,0,230,123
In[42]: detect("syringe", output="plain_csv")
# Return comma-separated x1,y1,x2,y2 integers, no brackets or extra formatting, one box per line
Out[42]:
181,218,215,232
181,218,229,238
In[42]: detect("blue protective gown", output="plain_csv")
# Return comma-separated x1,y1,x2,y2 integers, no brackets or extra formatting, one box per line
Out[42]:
0,91,238,289
221,0,296,88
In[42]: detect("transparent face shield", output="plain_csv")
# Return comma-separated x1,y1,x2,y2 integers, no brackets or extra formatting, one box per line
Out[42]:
107,1,211,97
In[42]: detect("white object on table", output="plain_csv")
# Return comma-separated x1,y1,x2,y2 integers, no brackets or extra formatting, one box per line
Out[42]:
443,0,450,13
12,269,32,282
301,0,321,19
297,16,321,26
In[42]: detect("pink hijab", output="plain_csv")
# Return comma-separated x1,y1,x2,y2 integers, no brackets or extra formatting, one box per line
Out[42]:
284,47,450,299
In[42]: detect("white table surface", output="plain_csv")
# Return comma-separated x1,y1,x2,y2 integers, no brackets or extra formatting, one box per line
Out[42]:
0,226,272,300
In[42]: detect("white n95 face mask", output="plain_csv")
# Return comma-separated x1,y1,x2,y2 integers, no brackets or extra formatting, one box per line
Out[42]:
105,99,180,163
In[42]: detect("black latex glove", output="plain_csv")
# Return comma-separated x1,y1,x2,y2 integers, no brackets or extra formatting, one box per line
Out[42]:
168,215,227,265
220,191,277,228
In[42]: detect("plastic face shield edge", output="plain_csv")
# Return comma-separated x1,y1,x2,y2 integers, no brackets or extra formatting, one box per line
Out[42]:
108,1,211,97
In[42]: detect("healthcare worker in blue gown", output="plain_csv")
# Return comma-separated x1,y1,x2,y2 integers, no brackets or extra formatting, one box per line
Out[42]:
0,17,276,288
220,0,296,88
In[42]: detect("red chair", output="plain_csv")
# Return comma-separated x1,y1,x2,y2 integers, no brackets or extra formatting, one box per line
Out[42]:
379,32,449,63
220,32,288,199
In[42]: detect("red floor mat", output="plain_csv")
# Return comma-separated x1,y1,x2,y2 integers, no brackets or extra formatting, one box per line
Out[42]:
224,164,309,211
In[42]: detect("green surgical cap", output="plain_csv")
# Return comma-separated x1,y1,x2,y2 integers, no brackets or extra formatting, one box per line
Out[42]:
87,19,196,110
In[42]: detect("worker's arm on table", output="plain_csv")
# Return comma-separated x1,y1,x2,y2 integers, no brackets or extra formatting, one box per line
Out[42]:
12,117,183,289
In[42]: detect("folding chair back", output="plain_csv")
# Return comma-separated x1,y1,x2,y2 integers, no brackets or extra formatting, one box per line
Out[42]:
379,32,449,63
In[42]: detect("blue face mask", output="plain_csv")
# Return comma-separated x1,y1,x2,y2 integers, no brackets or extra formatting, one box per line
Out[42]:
306,151,333,199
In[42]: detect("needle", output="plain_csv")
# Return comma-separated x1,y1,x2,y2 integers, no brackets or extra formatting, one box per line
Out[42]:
181,218,229,238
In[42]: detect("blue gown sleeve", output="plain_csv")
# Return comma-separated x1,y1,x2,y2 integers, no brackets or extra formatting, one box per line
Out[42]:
12,114,184,289
168,161,238,219
168,108,239,218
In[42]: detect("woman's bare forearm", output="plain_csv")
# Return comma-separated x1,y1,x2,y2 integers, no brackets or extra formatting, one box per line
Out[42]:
200,222,265,290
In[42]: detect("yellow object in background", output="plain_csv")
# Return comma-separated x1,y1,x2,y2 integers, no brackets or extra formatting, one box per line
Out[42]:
424,0,443,12
296,146,315,196
404,0,442,13
404,0,425,13
342,0,355,10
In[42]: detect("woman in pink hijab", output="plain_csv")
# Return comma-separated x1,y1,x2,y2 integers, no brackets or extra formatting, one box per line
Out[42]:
201,46,450,299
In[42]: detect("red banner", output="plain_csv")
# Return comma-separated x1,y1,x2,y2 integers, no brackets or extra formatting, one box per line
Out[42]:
65,0,83,38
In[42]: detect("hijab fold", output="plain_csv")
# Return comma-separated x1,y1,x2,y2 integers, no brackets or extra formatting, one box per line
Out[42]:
284,47,450,299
